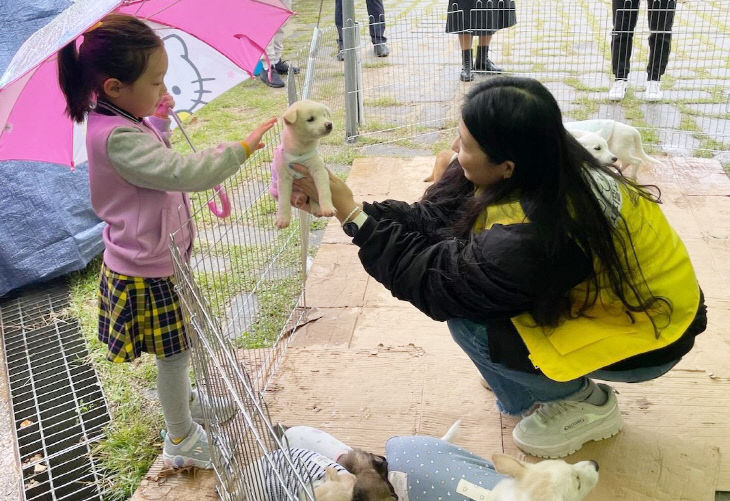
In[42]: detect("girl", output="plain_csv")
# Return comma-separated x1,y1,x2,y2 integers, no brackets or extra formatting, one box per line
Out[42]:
289,76,706,459
57,13,277,469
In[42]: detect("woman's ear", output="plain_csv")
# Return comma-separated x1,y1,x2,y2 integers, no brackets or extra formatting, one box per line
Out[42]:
102,77,123,98
501,160,516,179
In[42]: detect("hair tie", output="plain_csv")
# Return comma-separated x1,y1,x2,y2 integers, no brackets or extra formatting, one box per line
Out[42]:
86,21,103,33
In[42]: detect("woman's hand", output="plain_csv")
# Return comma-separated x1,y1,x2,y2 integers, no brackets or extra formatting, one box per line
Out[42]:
291,164,358,223
154,94,175,118
245,118,278,151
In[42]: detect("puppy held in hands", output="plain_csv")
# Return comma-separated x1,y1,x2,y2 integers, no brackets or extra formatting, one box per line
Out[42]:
274,99,334,228
338,449,397,501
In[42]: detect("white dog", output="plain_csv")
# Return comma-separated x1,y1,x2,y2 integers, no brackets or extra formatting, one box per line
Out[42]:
565,119,656,178
413,420,600,501
274,99,335,229
571,130,619,167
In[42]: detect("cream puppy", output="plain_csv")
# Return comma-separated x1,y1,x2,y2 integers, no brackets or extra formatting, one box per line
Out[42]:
565,119,656,178
311,467,357,501
275,99,334,228
489,454,599,501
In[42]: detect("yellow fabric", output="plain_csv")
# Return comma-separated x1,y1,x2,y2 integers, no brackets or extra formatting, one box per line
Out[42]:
473,173,700,382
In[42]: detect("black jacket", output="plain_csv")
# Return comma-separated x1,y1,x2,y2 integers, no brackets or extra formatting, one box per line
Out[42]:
353,199,706,374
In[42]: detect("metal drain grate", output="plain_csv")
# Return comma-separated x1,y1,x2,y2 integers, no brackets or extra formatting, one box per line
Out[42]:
0,280,110,501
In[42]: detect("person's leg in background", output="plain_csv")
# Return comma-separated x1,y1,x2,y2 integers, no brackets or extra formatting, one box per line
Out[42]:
474,33,502,73
644,0,676,100
458,33,474,81
609,0,640,100
447,318,622,459
366,0,389,56
158,350,213,469
335,0,345,61
260,1,287,88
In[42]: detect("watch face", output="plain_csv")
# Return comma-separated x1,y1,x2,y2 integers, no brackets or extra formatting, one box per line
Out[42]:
343,221,358,237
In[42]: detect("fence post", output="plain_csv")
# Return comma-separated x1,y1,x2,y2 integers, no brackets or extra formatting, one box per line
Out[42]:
343,0,360,142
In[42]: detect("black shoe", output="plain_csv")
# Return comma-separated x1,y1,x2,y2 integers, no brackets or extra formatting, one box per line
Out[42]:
259,68,285,88
474,45,502,73
474,58,502,73
460,49,474,82
274,60,299,75
374,42,389,57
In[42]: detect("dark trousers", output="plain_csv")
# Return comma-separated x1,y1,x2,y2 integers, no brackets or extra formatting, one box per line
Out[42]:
335,0,387,46
611,0,676,81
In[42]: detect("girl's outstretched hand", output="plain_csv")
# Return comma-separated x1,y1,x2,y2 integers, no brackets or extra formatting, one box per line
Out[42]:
246,117,278,151
290,164,358,223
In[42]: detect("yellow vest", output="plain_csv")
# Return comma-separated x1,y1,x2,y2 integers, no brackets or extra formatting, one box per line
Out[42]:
473,171,700,381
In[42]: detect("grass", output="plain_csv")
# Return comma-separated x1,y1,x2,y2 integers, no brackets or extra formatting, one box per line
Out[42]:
67,258,163,501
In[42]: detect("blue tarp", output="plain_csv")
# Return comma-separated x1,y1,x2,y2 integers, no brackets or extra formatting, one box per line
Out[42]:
1,1,105,296
0,161,104,296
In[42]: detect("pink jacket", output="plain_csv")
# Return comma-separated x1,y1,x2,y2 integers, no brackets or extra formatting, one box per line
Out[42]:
86,110,246,277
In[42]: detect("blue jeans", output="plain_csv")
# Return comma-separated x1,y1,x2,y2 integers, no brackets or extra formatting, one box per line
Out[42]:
448,318,679,416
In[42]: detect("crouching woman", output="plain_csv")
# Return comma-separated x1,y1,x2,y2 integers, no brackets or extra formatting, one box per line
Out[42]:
290,76,706,459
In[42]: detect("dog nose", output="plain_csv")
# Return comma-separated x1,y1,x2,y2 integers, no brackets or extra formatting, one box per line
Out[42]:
325,122,332,131
611,157,618,163
589,460,599,471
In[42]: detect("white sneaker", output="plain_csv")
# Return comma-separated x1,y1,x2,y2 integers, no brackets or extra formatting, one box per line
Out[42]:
608,80,628,101
163,422,213,469
512,383,623,458
190,389,238,426
644,80,663,101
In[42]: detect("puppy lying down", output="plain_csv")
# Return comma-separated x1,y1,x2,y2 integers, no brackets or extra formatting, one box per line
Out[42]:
284,423,599,501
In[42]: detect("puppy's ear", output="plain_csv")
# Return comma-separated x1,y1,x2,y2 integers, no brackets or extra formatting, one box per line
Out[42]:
324,467,340,482
371,454,389,479
492,453,527,480
282,106,298,125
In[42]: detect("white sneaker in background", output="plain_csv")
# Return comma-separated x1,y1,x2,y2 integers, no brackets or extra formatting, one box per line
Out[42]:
608,80,628,101
511,383,623,458
644,80,663,101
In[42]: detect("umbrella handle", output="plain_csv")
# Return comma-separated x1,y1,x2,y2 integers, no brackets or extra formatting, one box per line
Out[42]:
208,185,232,218
170,111,233,219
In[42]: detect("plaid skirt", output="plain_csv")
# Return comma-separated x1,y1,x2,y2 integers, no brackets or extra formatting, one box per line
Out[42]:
98,263,189,363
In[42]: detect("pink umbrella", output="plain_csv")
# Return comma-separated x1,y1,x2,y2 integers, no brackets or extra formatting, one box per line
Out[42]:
0,0,292,180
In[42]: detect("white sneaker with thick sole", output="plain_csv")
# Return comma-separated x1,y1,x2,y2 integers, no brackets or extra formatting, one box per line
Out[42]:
190,389,237,426
608,80,628,101
163,422,213,469
644,80,663,101
512,383,623,458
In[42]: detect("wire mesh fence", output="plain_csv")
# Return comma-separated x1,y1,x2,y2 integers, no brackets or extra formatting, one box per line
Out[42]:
301,0,730,161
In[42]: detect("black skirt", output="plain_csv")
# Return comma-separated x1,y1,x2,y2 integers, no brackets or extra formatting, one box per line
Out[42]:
446,0,517,35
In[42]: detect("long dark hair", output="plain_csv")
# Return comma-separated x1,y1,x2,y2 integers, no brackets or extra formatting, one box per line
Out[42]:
424,77,670,331
57,14,162,123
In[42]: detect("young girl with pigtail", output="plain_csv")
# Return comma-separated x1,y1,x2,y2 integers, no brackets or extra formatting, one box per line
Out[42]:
58,13,276,469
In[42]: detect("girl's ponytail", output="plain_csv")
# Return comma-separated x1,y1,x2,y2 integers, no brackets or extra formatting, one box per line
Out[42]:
58,42,90,123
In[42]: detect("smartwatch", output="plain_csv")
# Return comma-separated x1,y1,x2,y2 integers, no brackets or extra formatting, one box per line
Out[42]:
342,210,368,237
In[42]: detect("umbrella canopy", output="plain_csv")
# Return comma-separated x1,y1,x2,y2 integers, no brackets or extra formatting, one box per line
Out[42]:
0,0,292,167
0,0,293,296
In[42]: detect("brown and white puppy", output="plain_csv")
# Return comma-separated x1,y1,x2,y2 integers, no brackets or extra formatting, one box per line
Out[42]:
338,449,398,501
275,99,334,228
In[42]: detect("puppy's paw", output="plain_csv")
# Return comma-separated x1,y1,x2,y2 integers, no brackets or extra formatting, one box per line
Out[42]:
316,205,337,218
276,216,291,229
